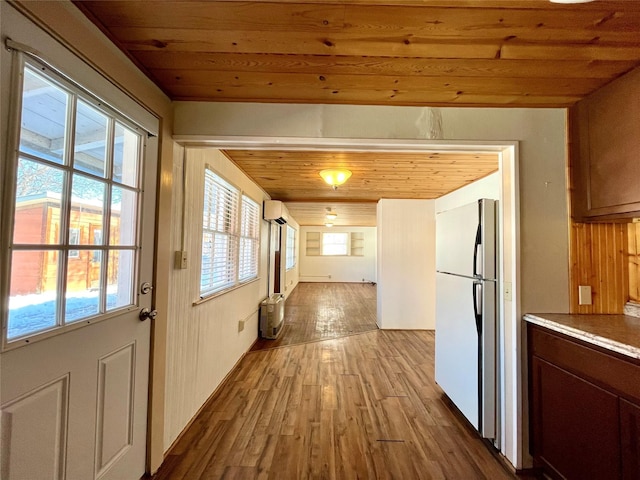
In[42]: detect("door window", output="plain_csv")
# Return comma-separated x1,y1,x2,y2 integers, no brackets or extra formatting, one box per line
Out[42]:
5,59,144,344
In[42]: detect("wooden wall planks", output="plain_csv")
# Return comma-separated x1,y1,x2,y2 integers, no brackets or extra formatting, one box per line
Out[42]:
569,222,629,314
629,222,640,303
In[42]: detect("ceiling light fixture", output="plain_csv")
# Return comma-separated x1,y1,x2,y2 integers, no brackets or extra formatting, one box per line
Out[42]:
325,222,334,228
325,207,338,220
319,169,352,190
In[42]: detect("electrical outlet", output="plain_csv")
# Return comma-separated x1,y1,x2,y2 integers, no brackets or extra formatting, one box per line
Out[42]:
579,285,592,305
174,251,188,269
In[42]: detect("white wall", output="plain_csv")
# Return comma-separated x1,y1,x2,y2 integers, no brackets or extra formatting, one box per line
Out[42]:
164,147,270,449
377,200,435,329
173,102,569,469
435,173,501,213
299,226,377,283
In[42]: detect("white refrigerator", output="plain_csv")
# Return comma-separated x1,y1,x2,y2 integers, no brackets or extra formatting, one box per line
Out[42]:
435,199,497,440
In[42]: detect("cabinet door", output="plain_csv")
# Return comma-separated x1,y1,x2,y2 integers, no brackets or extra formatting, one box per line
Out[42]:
531,357,620,479
621,398,640,480
569,68,640,220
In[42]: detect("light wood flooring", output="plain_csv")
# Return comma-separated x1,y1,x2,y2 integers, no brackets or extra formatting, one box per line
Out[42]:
251,282,378,351
153,283,523,480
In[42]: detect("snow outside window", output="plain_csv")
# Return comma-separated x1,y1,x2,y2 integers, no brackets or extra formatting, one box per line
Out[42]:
5,59,143,342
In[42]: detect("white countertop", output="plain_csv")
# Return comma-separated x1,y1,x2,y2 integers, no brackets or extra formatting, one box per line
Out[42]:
524,313,640,360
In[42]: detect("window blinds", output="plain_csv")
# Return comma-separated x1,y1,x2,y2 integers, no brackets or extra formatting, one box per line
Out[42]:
201,170,240,296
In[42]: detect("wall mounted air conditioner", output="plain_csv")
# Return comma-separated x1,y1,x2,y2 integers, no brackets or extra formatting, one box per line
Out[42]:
259,294,285,339
263,200,289,225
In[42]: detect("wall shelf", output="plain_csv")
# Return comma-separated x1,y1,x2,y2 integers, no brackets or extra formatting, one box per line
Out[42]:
350,232,364,256
306,232,320,256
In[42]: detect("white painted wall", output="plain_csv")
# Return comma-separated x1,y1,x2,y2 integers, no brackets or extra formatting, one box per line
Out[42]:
377,200,435,329
173,102,569,469
164,147,270,449
299,226,377,283
435,173,500,213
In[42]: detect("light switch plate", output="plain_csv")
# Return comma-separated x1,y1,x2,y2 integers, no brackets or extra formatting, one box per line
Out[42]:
174,250,188,269
504,282,512,302
579,285,592,305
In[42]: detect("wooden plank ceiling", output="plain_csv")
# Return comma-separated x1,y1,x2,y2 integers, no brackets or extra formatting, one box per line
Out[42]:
223,150,499,226
74,0,640,107
73,0,640,226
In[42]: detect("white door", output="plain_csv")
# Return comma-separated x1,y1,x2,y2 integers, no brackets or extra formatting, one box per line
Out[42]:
1,54,157,480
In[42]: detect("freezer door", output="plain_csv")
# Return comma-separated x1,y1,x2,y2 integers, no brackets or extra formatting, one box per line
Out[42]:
435,199,495,280
435,273,496,438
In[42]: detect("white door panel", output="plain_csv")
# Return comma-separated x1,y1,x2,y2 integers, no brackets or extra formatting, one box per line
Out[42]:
1,37,157,480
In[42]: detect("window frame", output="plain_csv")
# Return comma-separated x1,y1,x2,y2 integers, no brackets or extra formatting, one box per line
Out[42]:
198,167,261,300
286,225,296,270
238,194,260,282
2,55,146,347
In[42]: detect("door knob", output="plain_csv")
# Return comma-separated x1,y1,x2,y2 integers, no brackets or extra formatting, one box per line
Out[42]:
139,308,157,321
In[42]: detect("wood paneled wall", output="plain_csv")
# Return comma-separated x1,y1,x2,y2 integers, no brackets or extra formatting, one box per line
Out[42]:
629,222,640,303
569,222,629,314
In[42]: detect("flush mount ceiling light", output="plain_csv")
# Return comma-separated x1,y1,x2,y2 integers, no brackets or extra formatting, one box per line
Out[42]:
325,207,338,220
319,169,352,190
325,222,334,228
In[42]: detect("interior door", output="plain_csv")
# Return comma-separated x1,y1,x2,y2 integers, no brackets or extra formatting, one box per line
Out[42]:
1,55,157,480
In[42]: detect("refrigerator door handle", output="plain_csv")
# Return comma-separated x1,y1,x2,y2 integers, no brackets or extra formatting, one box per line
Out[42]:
473,223,482,278
472,280,482,335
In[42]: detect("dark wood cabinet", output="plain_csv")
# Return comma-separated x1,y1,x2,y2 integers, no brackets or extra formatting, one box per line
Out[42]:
531,357,620,479
528,323,640,480
569,67,640,222
621,399,640,480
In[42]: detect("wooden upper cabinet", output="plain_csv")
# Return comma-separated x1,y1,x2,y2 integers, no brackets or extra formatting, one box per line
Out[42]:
570,67,640,221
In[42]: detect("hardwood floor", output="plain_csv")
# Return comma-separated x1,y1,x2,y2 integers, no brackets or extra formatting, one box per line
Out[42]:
153,283,521,479
251,282,378,351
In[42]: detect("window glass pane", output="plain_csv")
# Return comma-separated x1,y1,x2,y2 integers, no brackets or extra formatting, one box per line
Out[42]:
200,169,240,296
239,195,259,281
65,250,102,323
8,250,59,339
106,249,135,311
322,232,348,255
19,67,68,164
71,174,105,245
74,100,108,177
110,186,137,246
113,122,140,187
13,158,64,244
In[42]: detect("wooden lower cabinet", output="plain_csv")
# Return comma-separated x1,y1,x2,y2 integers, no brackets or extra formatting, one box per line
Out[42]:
528,324,640,480
621,399,640,480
